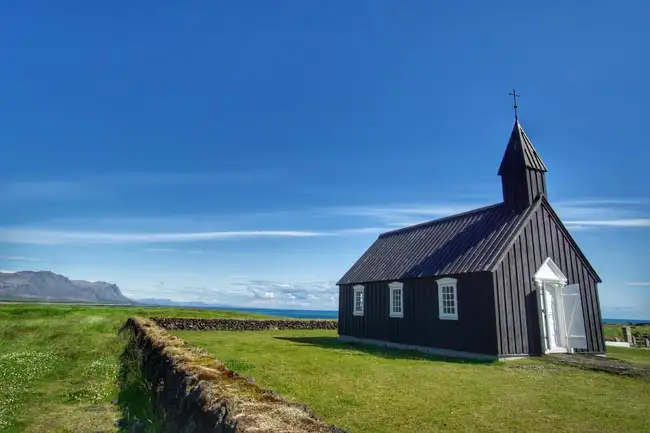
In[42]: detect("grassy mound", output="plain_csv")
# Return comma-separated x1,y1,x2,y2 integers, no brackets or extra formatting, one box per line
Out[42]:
122,317,346,433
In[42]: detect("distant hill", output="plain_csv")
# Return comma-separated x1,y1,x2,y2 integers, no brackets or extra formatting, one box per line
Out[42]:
0,270,135,305
136,298,232,308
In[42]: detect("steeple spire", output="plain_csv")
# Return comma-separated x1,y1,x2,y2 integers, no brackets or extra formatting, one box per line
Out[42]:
498,120,548,176
498,117,548,211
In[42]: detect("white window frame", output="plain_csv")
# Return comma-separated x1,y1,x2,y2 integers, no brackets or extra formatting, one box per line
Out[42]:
437,277,458,320
389,281,404,318
353,285,364,316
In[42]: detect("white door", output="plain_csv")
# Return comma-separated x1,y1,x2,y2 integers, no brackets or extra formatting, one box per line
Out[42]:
562,284,588,350
544,282,564,351
535,257,571,354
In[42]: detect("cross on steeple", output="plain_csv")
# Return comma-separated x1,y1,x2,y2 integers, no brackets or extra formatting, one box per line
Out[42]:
498,92,549,210
509,89,520,121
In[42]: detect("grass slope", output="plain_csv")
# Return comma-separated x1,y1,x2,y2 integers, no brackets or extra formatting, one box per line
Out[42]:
176,329,650,433
604,324,626,340
0,304,271,433
606,346,650,365
604,323,650,341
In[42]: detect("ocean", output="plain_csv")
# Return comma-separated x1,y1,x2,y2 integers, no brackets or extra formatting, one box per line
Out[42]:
204,307,649,323
603,318,650,325
206,306,339,319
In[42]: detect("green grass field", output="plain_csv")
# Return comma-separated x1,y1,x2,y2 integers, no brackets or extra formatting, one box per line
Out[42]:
603,323,650,341
2,303,649,433
603,324,626,340
0,304,269,433
176,329,650,433
606,346,650,365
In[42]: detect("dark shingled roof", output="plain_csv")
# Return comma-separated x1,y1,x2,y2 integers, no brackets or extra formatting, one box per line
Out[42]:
337,201,537,285
498,120,548,175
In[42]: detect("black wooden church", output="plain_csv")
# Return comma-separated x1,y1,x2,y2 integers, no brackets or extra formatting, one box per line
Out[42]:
337,115,605,360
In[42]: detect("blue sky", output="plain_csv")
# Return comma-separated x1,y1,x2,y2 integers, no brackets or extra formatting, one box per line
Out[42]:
0,1,648,318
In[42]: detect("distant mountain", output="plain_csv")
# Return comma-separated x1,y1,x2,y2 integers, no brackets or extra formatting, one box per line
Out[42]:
0,270,136,304
136,298,232,308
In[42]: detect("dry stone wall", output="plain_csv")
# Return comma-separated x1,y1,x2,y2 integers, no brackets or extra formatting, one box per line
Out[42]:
152,317,338,331
120,317,347,433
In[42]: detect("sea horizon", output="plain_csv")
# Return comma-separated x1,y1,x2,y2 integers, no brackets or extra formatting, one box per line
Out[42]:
198,305,650,323
4,298,648,323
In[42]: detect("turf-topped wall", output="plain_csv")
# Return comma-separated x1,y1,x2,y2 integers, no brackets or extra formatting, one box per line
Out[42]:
152,317,338,331
120,317,347,433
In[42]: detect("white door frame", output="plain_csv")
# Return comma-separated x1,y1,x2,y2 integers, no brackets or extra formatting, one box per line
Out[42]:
534,257,569,354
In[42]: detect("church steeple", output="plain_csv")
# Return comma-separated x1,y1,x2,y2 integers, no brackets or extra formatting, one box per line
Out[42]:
498,119,548,211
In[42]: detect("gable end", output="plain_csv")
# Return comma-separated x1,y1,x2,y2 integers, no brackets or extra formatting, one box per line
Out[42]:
487,197,601,282
539,198,601,282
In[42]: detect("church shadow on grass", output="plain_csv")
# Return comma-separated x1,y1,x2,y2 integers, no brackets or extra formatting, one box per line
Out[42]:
273,336,495,365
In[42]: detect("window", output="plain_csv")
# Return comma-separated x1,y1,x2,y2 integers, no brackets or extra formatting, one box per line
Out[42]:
437,277,458,320
353,285,364,316
389,281,404,318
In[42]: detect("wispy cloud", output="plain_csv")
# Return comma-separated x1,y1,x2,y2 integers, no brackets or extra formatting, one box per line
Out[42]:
142,248,204,254
551,198,648,221
99,170,281,187
554,198,645,207
564,219,650,228
0,229,329,245
330,204,483,218
0,181,89,201
328,203,487,227
228,279,338,309
0,170,282,202
1,196,647,245
626,282,650,287
331,227,389,235
331,198,650,230
0,256,40,262
122,278,338,310
0,227,387,245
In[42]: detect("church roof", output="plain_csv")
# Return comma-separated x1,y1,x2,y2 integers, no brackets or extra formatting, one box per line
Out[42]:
498,120,548,175
337,201,537,285
338,117,601,286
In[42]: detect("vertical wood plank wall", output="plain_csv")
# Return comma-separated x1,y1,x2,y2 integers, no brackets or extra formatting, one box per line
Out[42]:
493,205,605,356
338,272,498,356
501,169,546,210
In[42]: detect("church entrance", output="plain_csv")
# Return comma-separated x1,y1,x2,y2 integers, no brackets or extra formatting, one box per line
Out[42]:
541,280,566,353
534,257,588,354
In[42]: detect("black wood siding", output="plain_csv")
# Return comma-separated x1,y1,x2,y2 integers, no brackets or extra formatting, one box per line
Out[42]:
338,272,498,356
501,169,546,211
526,170,546,205
492,204,605,356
